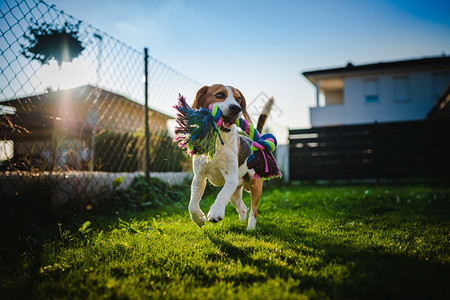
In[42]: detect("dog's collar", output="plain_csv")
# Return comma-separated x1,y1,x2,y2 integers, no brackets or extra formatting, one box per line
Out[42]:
220,127,231,133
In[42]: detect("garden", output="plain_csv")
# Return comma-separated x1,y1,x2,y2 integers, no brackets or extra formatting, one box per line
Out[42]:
1,177,449,299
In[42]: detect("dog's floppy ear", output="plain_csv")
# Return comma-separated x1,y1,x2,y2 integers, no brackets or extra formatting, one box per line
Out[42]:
237,88,252,124
192,86,209,109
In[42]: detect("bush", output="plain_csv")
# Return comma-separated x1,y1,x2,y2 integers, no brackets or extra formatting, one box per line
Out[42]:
94,131,190,172
92,175,190,213
95,131,142,172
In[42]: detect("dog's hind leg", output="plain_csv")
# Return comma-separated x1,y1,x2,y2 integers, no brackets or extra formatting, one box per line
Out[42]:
230,185,247,222
247,178,263,231
189,175,207,228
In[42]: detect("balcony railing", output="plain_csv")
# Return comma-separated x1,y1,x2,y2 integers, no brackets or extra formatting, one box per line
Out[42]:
309,104,345,127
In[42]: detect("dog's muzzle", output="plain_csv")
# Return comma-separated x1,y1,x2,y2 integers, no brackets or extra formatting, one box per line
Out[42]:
220,104,241,132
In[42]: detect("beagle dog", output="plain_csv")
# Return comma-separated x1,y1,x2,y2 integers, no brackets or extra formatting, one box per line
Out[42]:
188,84,272,230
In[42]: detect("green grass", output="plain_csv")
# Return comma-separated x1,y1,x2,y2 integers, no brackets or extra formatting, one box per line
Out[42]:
1,181,449,299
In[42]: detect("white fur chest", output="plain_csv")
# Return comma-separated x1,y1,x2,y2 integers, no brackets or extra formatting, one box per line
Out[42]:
193,128,241,187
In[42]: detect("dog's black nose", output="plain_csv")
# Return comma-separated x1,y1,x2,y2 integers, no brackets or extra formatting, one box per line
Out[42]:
228,104,241,114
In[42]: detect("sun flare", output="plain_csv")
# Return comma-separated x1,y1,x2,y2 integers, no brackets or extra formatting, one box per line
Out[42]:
37,57,96,90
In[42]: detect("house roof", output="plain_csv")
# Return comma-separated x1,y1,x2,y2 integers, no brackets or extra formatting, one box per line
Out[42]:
302,55,450,79
428,84,450,120
1,85,173,120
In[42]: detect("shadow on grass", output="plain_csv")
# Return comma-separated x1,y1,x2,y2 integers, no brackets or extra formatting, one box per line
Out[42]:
201,188,450,300
242,220,450,300
0,217,46,299
205,232,290,282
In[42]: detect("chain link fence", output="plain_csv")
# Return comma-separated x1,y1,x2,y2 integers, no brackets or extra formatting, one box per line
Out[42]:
1,0,202,205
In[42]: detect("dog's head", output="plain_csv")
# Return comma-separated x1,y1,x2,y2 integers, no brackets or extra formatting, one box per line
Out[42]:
192,84,252,131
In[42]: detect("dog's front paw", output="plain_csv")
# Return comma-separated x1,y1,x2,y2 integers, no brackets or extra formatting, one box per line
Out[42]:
207,204,225,223
190,210,206,228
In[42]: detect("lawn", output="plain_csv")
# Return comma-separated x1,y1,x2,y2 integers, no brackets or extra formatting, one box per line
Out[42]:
1,178,449,299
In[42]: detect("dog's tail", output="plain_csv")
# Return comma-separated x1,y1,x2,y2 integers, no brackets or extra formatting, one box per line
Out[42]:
256,97,274,132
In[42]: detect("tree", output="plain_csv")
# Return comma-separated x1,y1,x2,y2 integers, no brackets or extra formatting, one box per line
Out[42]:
21,19,85,68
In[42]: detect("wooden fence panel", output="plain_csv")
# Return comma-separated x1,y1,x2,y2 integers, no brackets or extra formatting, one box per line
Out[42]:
289,119,450,180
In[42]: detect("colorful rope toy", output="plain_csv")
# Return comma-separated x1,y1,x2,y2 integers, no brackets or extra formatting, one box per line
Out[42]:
174,94,282,179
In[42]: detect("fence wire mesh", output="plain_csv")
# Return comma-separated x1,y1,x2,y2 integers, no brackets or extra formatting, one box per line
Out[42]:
1,0,202,204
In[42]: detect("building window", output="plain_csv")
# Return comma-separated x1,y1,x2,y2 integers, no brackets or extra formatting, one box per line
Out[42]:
394,76,410,103
432,72,449,100
364,78,379,104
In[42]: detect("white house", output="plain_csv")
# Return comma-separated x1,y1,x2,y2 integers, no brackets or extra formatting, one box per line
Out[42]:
302,55,450,127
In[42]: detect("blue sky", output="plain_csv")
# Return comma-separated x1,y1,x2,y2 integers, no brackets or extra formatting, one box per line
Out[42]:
49,0,450,134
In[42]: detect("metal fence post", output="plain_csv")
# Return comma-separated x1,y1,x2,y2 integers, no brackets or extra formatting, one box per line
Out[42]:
144,48,150,183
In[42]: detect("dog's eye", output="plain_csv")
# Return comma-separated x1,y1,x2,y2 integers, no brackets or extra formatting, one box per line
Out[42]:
215,92,225,99
236,97,241,103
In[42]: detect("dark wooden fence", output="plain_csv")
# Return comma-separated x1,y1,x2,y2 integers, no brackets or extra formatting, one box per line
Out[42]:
289,119,450,181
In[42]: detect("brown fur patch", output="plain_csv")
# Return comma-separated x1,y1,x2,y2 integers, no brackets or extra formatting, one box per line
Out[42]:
192,84,252,124
250,178,264,218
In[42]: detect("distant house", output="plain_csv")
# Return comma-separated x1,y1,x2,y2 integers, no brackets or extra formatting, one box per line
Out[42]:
0,85,172,171
302,55,450,127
